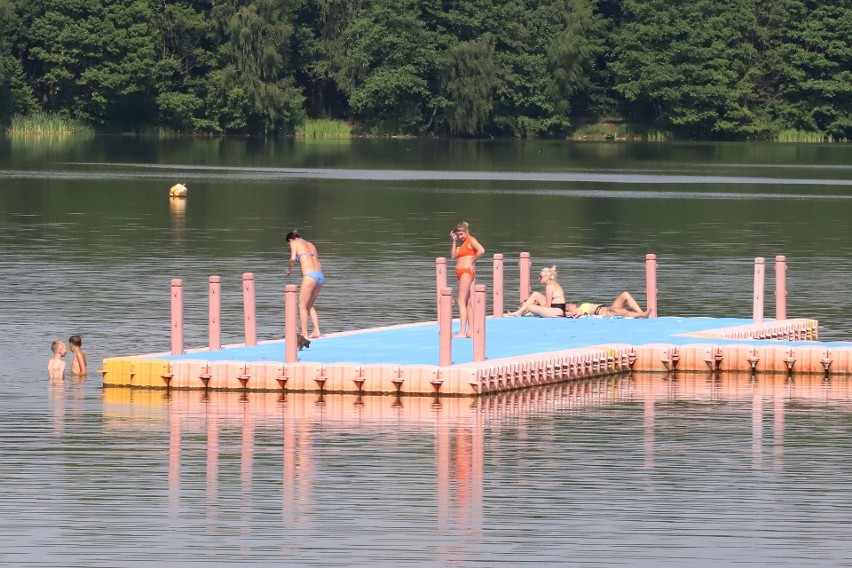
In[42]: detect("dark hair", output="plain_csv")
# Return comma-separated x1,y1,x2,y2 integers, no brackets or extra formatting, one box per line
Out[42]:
286,230,301,242
69,335,82,347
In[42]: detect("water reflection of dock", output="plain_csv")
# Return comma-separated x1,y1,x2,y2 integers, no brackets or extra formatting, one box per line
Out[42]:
96,373,852,531
101,373,852,441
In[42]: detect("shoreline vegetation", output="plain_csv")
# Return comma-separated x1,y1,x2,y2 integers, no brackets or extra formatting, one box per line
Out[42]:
7,113,93,137
1,2,847,142
5,114,842,143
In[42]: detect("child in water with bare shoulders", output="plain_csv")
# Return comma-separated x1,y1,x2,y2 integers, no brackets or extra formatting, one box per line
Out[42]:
48,339,67,379
69,335,87,376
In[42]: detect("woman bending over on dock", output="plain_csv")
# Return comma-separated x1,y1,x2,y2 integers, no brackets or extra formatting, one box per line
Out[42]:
565,291,648,318
450,221,485,337
506,265,567,317
286,229,324,338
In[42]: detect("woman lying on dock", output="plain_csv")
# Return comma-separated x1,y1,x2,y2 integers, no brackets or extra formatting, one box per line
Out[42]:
565,291,648,318
506,266,567,317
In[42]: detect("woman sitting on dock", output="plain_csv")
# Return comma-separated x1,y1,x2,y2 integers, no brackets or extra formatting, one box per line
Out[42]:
506,265,567,317
565,291,648,318
286,229,324,338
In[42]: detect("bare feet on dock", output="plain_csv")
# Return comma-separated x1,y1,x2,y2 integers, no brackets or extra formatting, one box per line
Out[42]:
453,332,471,338
309,332,321,339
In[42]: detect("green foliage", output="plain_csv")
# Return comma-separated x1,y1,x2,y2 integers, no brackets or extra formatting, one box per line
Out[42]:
609,0,765,139
757,0,852,140
7,111,93,135
207,0,306,134
570,120,672,141
481,0,597,137
0,0,36,121
155,91,205,132
24,0,157,126
775,128,844,143
295,117,351,138
545,0,593,116
438,38,498,135
150,0,218,132
0,0,847,139
327,0,440,134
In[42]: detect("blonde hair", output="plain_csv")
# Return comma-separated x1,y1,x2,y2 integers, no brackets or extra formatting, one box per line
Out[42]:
540,265,558,281
454,221,470,233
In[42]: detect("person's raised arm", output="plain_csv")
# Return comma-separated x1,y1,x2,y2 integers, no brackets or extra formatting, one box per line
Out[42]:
450,231,459,259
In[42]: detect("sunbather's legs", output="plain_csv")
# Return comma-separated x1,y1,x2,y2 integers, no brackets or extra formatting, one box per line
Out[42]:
609,291,646,317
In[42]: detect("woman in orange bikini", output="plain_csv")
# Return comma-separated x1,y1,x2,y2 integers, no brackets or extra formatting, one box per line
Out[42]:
450,221,485,338
286,229,324,338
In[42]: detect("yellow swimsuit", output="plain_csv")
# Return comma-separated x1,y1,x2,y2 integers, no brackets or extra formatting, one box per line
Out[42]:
578,302,598,315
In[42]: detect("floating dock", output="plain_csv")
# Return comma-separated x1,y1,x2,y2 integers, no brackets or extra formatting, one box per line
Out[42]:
100,254,852,396
101,315,852,396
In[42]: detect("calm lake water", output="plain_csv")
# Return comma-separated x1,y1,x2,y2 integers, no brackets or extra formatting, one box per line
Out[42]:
1,137,852,565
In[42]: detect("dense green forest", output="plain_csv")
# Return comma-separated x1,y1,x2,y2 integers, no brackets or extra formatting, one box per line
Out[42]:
0,0,849,139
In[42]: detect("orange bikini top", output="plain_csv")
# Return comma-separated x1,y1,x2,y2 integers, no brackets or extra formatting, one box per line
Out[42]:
457,239,476,257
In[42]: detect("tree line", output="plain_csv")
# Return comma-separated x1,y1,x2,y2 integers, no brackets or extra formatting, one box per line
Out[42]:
0,0,849,139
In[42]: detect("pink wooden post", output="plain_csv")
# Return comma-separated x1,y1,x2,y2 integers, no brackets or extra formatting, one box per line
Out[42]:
473,284,487,362
775,255,787,321
171,278,183,355
493,253,504,317
242,273,257,347
439,288,453,366
285,284,298,363
645,254,658,318
436,257,447,323
753,257,765,324
519,252,531,303
209,275,221,351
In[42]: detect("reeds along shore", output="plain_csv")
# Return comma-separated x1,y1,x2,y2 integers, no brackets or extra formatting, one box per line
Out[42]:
295,119,352,139
6,112,93,137
5,113,841,143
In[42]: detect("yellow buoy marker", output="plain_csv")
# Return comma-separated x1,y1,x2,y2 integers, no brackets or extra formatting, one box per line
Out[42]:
169,183,188,198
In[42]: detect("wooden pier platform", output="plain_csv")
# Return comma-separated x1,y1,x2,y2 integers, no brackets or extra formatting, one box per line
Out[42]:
101,315,852,396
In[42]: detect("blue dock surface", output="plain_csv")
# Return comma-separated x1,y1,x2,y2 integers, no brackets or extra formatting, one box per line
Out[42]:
154,316,852,367
100,315,852,394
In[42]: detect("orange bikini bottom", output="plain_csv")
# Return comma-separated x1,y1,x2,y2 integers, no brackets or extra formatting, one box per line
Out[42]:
456,268,475,280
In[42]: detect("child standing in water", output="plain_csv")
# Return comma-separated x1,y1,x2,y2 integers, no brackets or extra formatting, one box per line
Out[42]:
69,335,87,376
48,339,67,380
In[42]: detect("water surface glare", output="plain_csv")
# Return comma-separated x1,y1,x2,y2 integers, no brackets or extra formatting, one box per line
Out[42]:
4,164,852,186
